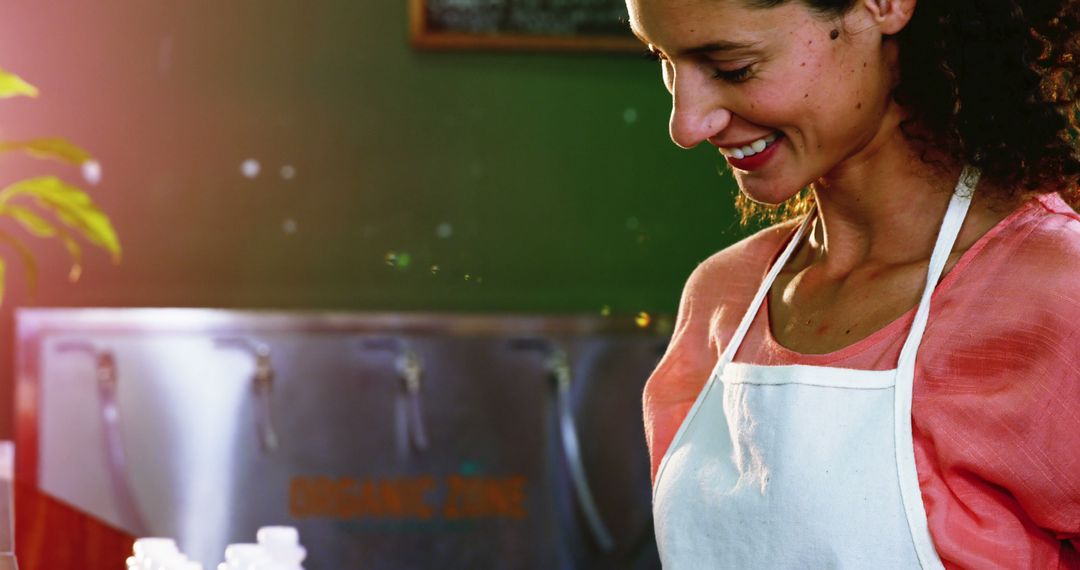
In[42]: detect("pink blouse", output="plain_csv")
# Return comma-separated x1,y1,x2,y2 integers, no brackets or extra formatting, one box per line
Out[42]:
644,193,1080,568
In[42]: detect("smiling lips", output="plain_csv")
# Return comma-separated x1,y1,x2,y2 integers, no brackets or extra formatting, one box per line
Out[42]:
717,132,783,171
718,132,779,159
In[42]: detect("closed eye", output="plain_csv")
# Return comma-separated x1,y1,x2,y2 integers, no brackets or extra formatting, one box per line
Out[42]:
713,65,754,83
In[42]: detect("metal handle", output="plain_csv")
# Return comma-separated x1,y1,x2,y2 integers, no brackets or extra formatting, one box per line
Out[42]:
56,341,148,535
362,339,429,453
396,348,429,452
214,338,279,452
515,339,615,552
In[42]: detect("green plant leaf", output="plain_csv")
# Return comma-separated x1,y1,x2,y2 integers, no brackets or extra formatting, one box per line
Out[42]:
0,138,92,165
0,68,38,99
0,205,58,237
0,176,121,262
0,231,39,294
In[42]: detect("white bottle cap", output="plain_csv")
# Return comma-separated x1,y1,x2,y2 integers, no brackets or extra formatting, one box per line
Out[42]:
133,537,180,565
134,538,180,559
256,526,298,546
256,526,305,564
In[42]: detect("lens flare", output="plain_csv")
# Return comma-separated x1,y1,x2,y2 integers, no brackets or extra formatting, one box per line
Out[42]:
635,312,651,328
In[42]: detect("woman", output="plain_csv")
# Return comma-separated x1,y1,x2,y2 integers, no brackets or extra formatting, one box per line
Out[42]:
629,0,1080,567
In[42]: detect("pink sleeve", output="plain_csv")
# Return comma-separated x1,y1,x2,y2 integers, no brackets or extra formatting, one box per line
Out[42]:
917,203,1080,565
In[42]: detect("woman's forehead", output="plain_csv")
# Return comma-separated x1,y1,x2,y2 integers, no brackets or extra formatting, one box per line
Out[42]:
628,0,811,51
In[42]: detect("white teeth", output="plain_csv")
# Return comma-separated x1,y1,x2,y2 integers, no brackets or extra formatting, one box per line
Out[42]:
721,132,781,159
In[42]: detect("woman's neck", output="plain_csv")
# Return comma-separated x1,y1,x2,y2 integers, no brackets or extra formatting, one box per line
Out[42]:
802,124,966,275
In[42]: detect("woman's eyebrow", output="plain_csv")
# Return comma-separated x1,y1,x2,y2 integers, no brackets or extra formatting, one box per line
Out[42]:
630,29,759,56
678,40,760,56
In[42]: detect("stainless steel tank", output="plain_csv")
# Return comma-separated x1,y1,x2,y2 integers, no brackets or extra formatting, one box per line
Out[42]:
15,309,664,569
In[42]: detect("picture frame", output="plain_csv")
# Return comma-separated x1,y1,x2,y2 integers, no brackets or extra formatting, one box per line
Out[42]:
408,0,642,52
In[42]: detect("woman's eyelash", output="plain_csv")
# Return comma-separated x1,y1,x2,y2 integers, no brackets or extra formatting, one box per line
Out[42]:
645,48,752,82
713,66,753,83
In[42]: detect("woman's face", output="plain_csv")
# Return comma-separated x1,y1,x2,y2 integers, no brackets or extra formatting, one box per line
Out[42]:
627,0,900,204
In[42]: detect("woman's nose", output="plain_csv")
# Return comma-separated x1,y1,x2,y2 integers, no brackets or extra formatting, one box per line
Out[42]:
668,73,732,149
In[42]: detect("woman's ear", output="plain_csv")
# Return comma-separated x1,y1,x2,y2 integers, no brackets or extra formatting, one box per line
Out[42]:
862,0,916,35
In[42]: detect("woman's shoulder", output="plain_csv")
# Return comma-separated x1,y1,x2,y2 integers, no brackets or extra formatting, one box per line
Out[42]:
684,218,800,301
954,191,1080,335
657,217,801,372
991,192,1080,288
672,218,801,349
658,218,800,370
1024,192,1080,240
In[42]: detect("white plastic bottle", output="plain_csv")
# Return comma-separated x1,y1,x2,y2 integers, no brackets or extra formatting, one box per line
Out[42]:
256,526,306,570
160,560,202,570
128,537,187,569
218,543,271,569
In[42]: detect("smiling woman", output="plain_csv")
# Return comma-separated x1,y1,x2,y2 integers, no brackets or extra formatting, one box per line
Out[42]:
630,0,1080,568
634,0,913,207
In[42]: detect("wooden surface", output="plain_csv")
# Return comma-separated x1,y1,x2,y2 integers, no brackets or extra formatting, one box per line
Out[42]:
14,481,134,570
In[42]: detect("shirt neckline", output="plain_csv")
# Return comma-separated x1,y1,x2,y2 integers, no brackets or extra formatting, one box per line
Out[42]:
757,195,1042,363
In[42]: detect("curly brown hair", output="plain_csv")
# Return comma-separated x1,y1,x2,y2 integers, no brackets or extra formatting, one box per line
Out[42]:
736,0,1080,224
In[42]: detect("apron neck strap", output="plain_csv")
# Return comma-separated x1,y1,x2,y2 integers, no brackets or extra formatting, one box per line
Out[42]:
896,165,979,370
715,205,816,365
716,165,980,368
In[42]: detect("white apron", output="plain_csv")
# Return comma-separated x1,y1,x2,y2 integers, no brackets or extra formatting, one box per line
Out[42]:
653,167,981,569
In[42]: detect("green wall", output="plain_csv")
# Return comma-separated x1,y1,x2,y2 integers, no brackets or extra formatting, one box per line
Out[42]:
0,2,750,435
